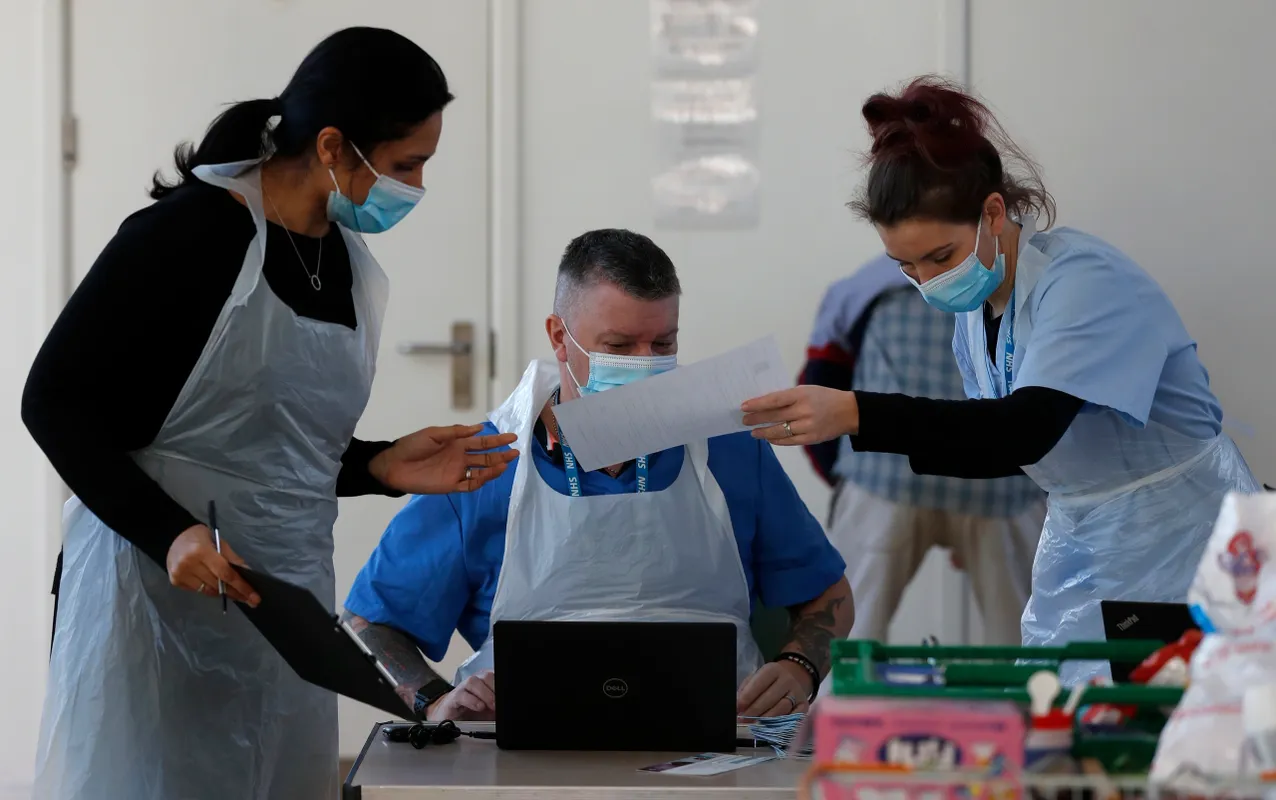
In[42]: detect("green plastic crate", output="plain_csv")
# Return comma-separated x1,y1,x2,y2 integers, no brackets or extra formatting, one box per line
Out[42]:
1074,731,1161,773
830,639,1184,707
827,639,1182,773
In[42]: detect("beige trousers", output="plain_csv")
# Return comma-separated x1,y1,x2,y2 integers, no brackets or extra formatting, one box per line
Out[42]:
828,481,1045,646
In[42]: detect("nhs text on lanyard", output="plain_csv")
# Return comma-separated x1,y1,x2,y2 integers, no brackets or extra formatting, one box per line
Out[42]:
558,438,648,495
1000,294,1016,395
558,429,649,498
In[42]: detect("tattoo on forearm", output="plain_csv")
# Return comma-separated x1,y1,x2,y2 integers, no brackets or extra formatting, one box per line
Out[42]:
786,596,845,677
341,611,443,704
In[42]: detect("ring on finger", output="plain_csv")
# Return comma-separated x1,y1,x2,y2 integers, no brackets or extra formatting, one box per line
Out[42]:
464,466,473,482
784,693,798,712
197,582,206,593
782,421,794,437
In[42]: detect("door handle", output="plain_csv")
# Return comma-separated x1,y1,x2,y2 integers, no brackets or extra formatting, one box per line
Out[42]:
396,321,475,410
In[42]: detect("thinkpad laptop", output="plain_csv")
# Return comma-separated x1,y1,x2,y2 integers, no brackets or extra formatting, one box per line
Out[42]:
493,620,737,751
1100,599,1199,682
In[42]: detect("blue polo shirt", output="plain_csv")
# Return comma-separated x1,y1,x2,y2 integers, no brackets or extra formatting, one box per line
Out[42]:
345,423,846,662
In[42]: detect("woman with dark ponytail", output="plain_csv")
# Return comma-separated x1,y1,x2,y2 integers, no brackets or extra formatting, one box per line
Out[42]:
743,76,1257,682
25,27,518,799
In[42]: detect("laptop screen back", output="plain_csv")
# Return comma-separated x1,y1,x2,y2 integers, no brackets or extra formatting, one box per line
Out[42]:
493,620,737,751
1100,600,1198,682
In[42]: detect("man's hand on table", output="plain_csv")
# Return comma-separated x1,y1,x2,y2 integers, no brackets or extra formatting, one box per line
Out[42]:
736,661,813,718
740,576,853,718
427,671,497,721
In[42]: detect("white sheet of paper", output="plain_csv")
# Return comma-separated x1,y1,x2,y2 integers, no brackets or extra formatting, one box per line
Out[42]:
639,752,778,776
551,336,790,472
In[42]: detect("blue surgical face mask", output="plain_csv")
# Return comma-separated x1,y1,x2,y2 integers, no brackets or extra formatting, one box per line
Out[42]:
563,325,677,395
904,219,1005,313
326,144,425,234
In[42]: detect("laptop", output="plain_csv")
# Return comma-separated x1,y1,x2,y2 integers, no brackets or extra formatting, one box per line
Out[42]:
1099,599,1199,682
493,620,738,751
235,566,419,721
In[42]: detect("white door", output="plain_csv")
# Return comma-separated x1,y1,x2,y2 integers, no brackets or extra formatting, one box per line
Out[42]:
71,0,490,756
516,0,973,645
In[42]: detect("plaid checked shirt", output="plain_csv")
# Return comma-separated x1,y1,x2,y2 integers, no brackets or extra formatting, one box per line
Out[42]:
833,286,1044,518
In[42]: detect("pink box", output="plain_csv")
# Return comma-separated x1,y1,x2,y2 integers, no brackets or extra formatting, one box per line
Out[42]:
811,697,1025,800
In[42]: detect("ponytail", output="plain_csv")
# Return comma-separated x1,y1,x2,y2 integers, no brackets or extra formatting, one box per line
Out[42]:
147,28,452,203
150,98,281,200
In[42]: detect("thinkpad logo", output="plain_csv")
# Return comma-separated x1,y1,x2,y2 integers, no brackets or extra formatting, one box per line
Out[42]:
602,678,629,699
1117,613,1139,631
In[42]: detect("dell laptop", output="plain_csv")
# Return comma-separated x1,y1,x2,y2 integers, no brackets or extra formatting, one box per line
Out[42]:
493,620,738,751
1100,599,1199,682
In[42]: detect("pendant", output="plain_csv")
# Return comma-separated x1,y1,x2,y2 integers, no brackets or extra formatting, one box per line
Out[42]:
310,274,322,291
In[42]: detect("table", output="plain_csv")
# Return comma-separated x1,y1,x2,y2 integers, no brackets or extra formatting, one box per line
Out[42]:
343,722,806,799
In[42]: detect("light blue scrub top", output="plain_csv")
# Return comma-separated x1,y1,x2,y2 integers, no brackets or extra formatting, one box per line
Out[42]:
952,224,1255,687
953,225,1223,440
345,426,847,662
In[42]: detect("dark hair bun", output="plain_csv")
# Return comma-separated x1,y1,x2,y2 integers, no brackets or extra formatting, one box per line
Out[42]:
848,74,1056,228
861,77,990,167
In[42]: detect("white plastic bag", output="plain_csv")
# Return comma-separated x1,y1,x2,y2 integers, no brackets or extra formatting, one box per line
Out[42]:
1151,633,1276,782
1154,492,1276,784
1188,491,1276,636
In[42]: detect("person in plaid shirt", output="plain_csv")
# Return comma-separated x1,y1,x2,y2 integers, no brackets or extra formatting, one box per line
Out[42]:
800,253,1044,644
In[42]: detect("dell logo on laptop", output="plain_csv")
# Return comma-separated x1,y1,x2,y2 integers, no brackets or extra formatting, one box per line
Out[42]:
602,678,629,699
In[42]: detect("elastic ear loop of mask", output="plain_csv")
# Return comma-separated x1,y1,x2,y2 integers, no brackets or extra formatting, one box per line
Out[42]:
327,143,376,193
561,323,589,392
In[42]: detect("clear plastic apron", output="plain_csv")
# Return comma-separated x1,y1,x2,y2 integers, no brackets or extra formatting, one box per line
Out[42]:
965,219,1257,683
455,360,764,687
33,160,388,800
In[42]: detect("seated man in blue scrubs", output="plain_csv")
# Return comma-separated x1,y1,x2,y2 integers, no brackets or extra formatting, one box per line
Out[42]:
343,228,853,721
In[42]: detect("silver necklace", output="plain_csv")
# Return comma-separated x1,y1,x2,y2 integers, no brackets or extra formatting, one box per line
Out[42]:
264,189,323,291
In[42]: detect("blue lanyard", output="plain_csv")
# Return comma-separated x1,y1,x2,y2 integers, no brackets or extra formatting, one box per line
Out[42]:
553,390,647,497
559,442,649,498
1002,292,1016,395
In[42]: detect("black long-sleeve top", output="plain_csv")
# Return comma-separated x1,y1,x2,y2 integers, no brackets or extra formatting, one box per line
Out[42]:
850,304,1084,478
23,181,400,575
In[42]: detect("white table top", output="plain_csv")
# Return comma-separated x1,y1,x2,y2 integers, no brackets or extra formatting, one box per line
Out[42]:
344,723,806,799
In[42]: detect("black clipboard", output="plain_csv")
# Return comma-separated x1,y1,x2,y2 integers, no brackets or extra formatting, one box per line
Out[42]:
235,566,420,722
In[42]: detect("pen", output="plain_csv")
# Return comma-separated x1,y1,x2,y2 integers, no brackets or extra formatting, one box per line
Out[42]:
209,500,225,614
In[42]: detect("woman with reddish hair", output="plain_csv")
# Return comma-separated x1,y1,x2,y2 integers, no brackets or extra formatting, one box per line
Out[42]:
744,77,1257,680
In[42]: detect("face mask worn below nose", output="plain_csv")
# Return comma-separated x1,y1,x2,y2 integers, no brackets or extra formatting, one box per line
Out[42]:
326,144,425,234
905,218,1005,313
562,325,677,395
